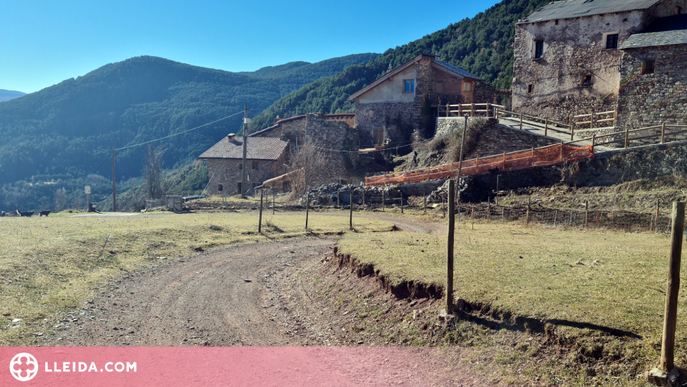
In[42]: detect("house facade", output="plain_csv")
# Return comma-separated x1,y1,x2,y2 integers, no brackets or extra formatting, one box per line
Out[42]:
198,135,288,196
512,0,687,122
349,54,491,148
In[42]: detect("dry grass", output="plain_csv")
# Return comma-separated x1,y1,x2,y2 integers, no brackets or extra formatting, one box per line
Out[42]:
337,222,687,385
0,212,392,345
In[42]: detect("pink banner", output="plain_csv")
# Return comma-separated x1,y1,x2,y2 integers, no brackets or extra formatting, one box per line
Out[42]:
0,347,459,386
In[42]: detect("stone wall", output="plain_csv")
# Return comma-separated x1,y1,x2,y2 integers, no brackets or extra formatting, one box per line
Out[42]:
512,11,644,122
354,101,419,148
206,154,284,197
436,117,560,159
616,44,687,131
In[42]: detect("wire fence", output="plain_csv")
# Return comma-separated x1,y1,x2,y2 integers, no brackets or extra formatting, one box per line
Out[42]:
298,191,673,234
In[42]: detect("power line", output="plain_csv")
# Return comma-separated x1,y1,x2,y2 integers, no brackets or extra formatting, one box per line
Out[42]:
114,110,244,151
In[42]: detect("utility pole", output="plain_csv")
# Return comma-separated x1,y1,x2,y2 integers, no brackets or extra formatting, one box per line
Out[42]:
112,149,117,212
241,103,249,199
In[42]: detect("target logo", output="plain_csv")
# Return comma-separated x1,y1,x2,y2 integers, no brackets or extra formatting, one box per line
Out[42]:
9,353,38,382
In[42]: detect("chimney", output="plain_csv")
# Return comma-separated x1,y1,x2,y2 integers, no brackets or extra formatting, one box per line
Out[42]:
227,133,237,143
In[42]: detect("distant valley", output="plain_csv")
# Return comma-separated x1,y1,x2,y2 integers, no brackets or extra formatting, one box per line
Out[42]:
0,89,26,103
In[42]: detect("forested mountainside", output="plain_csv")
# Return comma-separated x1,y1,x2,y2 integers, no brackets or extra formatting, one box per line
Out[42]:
0,53,377,211
0,90,26,103
250,0,551,130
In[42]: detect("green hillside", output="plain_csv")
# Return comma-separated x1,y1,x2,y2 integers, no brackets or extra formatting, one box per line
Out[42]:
0,54,377,211
251,0,550,130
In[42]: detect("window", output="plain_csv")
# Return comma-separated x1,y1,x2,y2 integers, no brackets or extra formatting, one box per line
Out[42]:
527,84,533,93
373,127,385,146
676,6,682,15
641,60,655,75
581,75,592,87
218,184,223,192
462,81,472,92
238,163,242,170
605,33,619,49
404,80,414,92
252,161,259,170
534,40,544,58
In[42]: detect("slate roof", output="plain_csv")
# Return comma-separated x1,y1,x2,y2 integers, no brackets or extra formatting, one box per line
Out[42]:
199,136,288,160
620,29,687,49
433,60,483,81
519,0,659,24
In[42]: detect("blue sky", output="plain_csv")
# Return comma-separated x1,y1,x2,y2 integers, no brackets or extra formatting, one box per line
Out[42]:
3,0,500,94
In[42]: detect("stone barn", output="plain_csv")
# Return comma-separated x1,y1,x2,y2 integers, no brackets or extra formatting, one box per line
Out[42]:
199,134,288,196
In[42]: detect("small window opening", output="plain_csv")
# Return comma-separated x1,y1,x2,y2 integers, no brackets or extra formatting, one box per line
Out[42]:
581,75,592,87
641,60,655,75
555,20,559,25
218,184,223,192
605,34,618,49
527,84,533,93
534,40,544,58
252,161,259,170
462,82,472,92
676,6,682,15
238,163,242,170
404,80,415,92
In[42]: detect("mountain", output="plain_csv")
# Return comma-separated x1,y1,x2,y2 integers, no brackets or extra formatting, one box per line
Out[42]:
251,0,551,130
0,54,378,211
0,89,26,103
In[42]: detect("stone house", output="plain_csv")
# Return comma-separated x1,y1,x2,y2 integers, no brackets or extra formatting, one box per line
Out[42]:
199,135,288,196
616,14,687,130
348,54,491,148
512,0,687,122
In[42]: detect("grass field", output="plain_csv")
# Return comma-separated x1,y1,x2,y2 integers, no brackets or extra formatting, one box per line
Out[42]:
337,221,687,384
0,211,392,345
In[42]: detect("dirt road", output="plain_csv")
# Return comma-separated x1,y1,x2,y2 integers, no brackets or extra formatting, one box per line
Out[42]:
51,216,491,385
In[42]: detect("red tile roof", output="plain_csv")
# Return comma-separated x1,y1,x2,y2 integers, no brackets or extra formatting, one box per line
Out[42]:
199,136,288,160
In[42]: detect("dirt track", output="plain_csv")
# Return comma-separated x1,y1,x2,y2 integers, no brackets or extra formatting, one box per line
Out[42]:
51,216,491,386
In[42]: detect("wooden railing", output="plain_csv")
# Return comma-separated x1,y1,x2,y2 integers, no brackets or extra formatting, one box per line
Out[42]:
494,108,572,138
438,103,505,118
571,109,617,130
589,123,687,149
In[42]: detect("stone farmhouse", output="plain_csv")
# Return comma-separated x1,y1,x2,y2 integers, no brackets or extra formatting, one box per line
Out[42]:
199,135,288,196
512,0,687,126
349,53,494,148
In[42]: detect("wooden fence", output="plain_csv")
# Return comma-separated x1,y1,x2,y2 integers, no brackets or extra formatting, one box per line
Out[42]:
438,103,505,118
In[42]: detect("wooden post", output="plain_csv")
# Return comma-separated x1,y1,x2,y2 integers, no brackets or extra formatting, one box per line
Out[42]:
458,104,462,116
660,201,685,371
531,147,535,167
662,122,666,144
305,192,309,230
486,102,491,118
545,118,549,137
423,196,427,215
571,121,575,141
446,103,449,118
591,108,595,129
585,200,589,229
526,198,531,226
349,192,353,230
625,125,630,148
471,103,475,117
614,107,618,127
502,152,506,170
471,204,474,229
259,189,264,233
657,199,661,234
112,149,117,212
591,133,596,153
382,191,385,212
446,179,455,315
520,113,523,130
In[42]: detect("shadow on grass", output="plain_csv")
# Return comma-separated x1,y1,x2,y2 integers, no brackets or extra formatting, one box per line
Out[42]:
453,303,641,339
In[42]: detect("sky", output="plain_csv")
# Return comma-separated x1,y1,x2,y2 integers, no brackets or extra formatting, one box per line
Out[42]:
2,0,501,94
